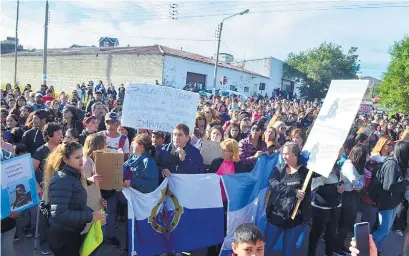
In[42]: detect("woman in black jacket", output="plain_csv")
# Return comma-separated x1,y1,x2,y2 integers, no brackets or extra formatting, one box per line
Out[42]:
264,142,312,256
43,142,106,256
372,141,409,254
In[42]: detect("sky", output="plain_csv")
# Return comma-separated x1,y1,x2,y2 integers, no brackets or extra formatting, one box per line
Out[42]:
1,0,409,79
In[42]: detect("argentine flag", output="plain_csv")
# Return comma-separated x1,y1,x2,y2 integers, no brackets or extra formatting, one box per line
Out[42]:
123,174,224,256
220,153,306,255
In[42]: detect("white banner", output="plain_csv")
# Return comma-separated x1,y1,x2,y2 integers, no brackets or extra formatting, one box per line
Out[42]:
121,84,200,133
303,80,369,177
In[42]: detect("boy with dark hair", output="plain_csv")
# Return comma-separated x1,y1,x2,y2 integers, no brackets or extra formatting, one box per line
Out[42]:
232,223,265,256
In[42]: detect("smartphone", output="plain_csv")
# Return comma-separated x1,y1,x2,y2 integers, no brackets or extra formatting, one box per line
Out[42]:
354,222,370,256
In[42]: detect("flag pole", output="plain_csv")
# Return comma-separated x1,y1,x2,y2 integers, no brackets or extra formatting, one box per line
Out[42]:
291,169,314,220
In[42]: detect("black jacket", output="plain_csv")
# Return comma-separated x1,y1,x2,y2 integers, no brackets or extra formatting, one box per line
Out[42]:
208,157,248,174
21,128,45,155
266,163,312,228
312,171,342,209
49,165,93,233
78,129,96,146
376,157,409,210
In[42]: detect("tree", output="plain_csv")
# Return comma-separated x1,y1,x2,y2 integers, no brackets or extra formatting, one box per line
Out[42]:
376,36,409,114
284,42,360,100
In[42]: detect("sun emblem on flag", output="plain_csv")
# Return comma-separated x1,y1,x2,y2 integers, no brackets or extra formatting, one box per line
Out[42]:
149,186,183,234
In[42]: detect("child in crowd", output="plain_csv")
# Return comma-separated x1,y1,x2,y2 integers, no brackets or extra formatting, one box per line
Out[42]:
231,223,265,256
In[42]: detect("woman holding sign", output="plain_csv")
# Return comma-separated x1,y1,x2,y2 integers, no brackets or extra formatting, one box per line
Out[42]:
264,142,312,256
43,142,106,256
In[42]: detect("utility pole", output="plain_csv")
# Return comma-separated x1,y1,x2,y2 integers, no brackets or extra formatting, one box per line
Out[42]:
42,0,49,86
212,9,249,90
14,0,19,86
212,22,223,90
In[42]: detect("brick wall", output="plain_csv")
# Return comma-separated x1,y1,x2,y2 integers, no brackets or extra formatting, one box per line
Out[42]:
1,53,164,92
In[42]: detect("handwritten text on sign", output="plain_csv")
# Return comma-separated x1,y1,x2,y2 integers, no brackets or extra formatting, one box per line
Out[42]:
121,84,200,133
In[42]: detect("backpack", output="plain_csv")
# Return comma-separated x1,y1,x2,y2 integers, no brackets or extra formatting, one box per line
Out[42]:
366,158,396,203
364,161,383,203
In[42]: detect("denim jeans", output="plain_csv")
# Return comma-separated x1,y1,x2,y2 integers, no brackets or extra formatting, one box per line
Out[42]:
105,192,118,238
373,204,400,251
264,222,305,256
360,203,378,233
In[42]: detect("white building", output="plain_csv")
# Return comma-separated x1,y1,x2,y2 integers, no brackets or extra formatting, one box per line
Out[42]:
232,57,302,97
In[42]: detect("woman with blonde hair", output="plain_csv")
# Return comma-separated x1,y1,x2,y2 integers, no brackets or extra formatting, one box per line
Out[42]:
400,128,409,141
370,135,394,163
82,133,106,183
209,139,246,174
43,142,106,256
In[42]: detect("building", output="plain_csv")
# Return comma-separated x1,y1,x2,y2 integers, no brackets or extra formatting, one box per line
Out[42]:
0,45,273,95
1,37,23,54
99,37,119,47
216,53,234,63
362,76,381,103
232,57,302,97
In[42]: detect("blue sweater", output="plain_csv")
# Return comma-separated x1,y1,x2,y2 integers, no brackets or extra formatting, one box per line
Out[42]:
123,152,159,193
156,143,204,175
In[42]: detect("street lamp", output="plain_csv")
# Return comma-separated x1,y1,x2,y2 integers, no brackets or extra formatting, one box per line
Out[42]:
212,9,249,90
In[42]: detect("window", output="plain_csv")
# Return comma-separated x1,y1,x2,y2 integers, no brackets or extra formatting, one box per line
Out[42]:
103,41,109,47
244,87,249,93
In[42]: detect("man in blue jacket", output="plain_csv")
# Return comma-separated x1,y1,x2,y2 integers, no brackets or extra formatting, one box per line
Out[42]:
156,123,204,178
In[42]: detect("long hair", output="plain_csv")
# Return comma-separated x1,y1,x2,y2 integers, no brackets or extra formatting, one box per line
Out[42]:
206,125,224,141
394,141,409,171
25,112,35,129
220,138,240,162
225,123,240,140
371,135,392,155
348,144,369,175
83,133,106,159
400,128,409,141
43,142,85,204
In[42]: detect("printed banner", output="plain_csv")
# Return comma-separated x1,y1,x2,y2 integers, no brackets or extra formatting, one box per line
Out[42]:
1,154,40,219
121,84,200,133
303,80,369,177
123,174,224,256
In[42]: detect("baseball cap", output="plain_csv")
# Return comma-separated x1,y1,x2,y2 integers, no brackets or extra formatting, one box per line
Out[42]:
35,93,43,97
152,130,166,138
105,112,119,122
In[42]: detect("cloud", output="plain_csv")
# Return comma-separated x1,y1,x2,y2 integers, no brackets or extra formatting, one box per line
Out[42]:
1,0,408,79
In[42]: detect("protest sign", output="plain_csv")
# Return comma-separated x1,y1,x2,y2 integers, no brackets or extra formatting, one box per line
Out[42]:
200,139,222,165
121,84,200,133
94,151,124,190
81,184,103,234
303,80,369,178
1,154,40,219
290,80,369,219
360,103,373,114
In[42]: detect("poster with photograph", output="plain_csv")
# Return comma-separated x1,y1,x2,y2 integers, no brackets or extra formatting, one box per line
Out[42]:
1,154,40,219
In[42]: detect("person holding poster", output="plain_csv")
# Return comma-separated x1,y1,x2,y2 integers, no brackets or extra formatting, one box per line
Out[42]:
1,149,19,256
43,142,106,256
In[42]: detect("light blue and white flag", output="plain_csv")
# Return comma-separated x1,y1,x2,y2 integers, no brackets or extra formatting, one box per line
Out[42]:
122,174,224,256
220,152,305,255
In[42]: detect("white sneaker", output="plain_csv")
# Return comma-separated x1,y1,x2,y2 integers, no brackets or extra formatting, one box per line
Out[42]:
395,230,404,237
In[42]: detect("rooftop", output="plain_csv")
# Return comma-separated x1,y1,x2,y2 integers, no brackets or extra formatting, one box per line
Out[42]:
1,45,267,78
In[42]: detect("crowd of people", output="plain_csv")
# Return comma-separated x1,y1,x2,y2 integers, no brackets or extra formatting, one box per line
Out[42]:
1,80,409,256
